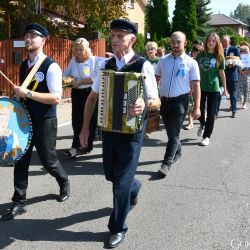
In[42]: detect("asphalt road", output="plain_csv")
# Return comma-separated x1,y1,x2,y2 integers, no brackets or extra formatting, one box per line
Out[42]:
0,101,250,250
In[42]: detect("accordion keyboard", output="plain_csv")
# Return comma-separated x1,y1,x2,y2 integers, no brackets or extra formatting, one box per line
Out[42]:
98,71,109,128
125,80,138,126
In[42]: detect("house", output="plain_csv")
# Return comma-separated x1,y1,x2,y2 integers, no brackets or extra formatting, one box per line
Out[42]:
208,14,249,37
125,0,148,35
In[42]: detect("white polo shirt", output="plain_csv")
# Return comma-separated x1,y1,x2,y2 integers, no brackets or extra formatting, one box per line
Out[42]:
92,50,159,99
155,52,200,98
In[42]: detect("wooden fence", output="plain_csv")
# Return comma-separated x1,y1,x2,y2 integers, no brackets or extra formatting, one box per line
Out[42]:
0,37,105,98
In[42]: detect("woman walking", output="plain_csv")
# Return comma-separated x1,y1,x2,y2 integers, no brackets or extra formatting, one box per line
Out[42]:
196,33,228,146
63,38,98,158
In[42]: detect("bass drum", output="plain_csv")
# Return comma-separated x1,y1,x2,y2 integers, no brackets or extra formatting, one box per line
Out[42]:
0,97,32,165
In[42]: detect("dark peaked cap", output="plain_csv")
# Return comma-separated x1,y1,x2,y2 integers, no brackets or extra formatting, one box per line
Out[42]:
24,23,49,37
110,19,137,34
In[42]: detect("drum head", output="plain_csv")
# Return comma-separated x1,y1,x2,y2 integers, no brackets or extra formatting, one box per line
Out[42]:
0,97,32,165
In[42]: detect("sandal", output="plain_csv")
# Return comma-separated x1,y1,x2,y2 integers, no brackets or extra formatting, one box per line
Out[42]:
63,148,77,159
183,124,193,130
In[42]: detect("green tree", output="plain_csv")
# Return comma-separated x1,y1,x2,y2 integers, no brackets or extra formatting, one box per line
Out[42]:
145,0,171,41
172,0,197,49
216,27,246,46
0,0,127,39
196,0,212,38
230,3,250,32
133,33,146,56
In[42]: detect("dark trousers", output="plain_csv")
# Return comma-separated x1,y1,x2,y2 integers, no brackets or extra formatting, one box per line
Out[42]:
71,88,97,149
13,117,68,206
160,94,189,165
199,91,220,139
102,120,146,234
227,80,238,112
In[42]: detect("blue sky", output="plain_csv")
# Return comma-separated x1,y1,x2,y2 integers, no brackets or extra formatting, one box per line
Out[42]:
168,0,250,20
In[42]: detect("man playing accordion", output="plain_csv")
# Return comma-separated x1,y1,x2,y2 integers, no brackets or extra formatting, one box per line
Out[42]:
79,19,160,248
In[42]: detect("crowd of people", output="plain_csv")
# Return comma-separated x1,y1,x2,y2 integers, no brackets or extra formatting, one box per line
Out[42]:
1,19,250,249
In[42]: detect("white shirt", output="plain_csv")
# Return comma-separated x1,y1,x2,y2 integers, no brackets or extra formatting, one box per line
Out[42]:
155,52,200,97
92,50,158,99
28,51,62,99
63,56,97,89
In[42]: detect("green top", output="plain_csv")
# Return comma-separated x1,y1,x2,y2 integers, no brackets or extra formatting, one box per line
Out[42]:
148,57,159,70
196,51,225,92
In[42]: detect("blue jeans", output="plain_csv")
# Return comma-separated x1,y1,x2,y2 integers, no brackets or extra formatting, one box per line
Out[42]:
160,94,189,165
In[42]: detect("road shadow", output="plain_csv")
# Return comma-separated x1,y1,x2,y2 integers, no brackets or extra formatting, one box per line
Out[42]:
0,206,112,249
0,194,58,215
56,135,73,141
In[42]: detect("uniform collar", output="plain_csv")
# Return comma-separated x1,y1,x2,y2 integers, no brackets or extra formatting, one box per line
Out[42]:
170,51,186,59
28,51,45,67
114,50,135,65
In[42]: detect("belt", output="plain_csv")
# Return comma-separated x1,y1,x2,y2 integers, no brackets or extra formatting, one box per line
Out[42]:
72,87,91,92
161,93,188,102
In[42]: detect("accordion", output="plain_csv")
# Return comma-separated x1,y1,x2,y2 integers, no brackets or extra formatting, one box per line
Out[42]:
98,70,146,134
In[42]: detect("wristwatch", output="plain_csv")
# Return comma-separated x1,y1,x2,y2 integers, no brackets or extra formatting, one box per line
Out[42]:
26,90,32,98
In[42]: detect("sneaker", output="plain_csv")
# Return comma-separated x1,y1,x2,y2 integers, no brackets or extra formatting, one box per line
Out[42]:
197,126,204,137
158,163,171,177
200,137,209,146
231,112,237,118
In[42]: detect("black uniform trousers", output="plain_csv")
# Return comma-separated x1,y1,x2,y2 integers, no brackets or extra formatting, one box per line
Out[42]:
71,88,98,150
102,119,146,234
13,117,68,206
160,94,189,165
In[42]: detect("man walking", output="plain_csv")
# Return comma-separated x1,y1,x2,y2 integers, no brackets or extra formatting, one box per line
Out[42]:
155,31,201,177
1,23,70,222
79,19,160,248
222,35,240,118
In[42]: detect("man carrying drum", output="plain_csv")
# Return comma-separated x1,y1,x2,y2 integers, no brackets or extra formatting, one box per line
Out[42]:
1,23,70,221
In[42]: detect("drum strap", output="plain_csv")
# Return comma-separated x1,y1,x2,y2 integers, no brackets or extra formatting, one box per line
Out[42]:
21,54,47,89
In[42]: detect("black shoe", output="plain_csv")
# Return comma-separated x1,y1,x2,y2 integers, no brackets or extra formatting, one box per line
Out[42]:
1,204,27,221
158,163,171,177
232,112,237,118
82,146,93,155
57,181,70,202
107,232,125,248
63,148,77,159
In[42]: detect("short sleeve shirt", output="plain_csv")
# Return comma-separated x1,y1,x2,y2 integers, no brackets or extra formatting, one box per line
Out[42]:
155,52,200,97
196,51,225,92
63,56,96,89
